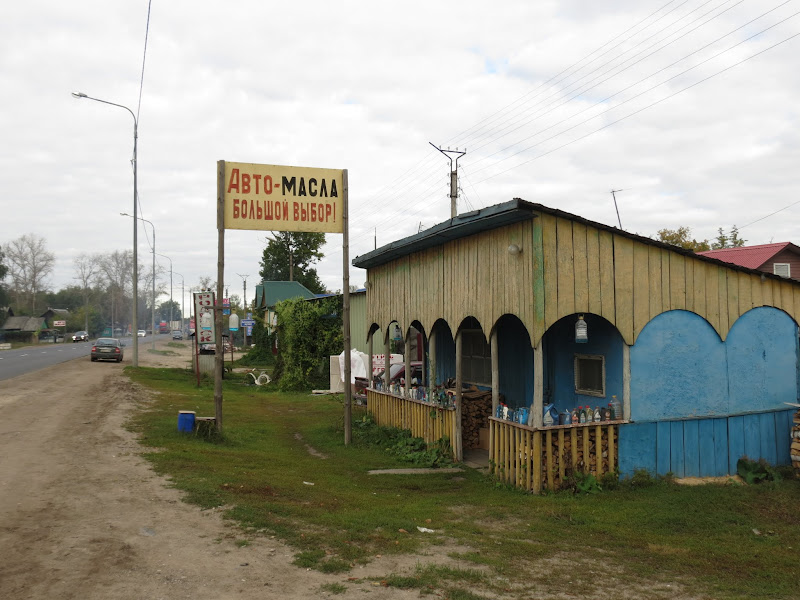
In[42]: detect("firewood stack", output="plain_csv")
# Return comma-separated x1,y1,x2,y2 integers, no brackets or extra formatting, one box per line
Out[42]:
460,388,494,450
792,409,800,476
540,426,617,488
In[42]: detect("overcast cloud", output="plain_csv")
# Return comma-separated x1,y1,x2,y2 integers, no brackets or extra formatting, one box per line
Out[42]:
2,1,798,308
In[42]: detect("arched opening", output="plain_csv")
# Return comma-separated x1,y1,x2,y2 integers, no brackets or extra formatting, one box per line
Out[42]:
542,312,625,422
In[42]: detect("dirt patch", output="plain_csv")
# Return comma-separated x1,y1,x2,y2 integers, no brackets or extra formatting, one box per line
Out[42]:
0,338,711,599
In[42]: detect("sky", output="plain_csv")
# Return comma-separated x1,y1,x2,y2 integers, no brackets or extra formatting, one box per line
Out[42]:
2,0,799,313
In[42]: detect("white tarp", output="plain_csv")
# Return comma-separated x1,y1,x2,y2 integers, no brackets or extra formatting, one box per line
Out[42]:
339,349,370,384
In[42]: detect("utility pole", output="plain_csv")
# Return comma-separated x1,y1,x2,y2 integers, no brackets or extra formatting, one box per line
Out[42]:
610,189,624,229
430,143,466,218
237,273,249,348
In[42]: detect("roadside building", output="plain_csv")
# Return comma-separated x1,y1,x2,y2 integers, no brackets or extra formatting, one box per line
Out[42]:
352,199,799,491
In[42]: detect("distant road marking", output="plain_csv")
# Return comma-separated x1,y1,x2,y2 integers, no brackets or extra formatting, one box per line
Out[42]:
20,354,28,357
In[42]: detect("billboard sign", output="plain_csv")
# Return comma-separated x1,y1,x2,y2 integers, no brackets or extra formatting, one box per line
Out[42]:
223,162,344,233
53,320,67,327
194,292,215,344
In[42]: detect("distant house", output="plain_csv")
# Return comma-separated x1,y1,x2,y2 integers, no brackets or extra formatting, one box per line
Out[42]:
40,307,70,328
253,281,317,352
699,242,800,281
0,315,46,343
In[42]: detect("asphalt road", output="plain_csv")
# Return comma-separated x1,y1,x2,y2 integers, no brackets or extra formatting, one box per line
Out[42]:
0,335,156,381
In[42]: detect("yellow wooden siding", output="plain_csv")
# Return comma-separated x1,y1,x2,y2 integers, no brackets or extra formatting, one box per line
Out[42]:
364,212,800,348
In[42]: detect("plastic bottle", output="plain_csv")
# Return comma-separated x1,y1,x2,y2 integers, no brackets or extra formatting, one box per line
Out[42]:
579,407,587,424
594,406,601,422
611,395,623,421
571,408,579,424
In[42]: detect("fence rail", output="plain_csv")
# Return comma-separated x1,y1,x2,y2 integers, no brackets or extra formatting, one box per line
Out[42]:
366,389,455,446
490,418,618,493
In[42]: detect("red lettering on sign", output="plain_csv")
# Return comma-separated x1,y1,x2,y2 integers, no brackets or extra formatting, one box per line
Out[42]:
248,200,256,220
325,204,331,220
256,201,263,220
282,201,288,220
265,202,274,220
227,168,240,193
242,174,251,194
310,203,316,222
293,202,299,221
253,174,261,194
264,175,273,194
233,198,240,218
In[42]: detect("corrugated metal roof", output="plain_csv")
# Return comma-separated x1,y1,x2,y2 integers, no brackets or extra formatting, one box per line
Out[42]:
352,199,538,269
254,281,316,308
697,242,798,269
0,316,45,331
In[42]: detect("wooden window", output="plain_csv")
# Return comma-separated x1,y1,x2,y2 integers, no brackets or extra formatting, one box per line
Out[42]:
461,329,491,385
574,354,605,397
773,263,791,278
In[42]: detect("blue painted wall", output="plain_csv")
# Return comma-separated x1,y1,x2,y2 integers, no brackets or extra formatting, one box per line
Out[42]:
497,315,533,409
621,307,799,476
543,314,624,414
630,308,798,420
618,410,795,478
727,308,799,413
630,310,728,421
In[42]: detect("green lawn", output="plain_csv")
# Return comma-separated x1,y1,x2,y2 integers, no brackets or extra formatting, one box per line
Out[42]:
126,367,800,599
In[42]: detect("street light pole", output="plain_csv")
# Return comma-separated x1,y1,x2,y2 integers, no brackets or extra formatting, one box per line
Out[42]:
121,212,155,351
154,252,173,332
73,91,139,366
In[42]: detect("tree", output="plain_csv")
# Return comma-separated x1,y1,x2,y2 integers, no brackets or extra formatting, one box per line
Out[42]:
656,227,710,252
259,232,326,294
4,233,56,314
98,250,134,332
157,299,181,323
0,246,8,307
711,226,746,249
74,253,101,333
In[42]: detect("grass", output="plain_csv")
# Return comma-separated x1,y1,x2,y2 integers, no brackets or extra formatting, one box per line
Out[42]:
126,366,800,599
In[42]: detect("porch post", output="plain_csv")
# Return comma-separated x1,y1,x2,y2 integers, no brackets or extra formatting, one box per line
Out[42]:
623,343,631,420
455,329,463,461
384,329,391,390
490,329,499,415
367,329,373,387
429,329,437,386
531,342,543,427
404,327,411,397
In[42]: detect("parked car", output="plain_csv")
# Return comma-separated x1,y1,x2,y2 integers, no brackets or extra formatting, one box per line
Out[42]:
91,338,124,362
137,330,146,337
72,331,89,342
171,330,183,340
375,361,424,385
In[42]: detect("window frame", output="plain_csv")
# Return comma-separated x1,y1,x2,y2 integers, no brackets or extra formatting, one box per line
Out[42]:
773,263,791,278
460,328,491,386
574,353,606,398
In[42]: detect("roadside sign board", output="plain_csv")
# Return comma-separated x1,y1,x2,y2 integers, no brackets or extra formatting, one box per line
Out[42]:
222,162,344,233
194,292,215,344
240,319,255,327
223,297,230,316
54,320,66,327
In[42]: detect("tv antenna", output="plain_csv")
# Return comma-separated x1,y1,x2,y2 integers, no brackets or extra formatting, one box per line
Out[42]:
610,189,624,229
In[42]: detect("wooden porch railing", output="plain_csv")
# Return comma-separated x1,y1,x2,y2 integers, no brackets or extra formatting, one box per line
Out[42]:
366,389,456,447
490,418,619,493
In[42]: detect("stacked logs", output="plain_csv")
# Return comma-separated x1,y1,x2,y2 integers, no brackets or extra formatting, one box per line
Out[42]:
792,410,800,476
540,425,617,489
460,389,493,450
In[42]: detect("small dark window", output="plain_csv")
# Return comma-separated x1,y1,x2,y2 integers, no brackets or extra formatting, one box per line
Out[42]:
574,354,605,397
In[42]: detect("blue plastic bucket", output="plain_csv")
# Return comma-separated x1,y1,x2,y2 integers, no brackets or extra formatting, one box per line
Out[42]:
178,411,196,432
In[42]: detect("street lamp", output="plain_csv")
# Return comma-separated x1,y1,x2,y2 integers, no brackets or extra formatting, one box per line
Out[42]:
121,212,156,351
73,91,139,366
154,252,173,332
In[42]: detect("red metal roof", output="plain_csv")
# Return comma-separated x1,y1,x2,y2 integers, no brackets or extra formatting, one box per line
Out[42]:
697,242,796,269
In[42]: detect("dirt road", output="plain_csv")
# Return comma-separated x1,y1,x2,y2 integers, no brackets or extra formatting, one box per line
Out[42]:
0,340,427,600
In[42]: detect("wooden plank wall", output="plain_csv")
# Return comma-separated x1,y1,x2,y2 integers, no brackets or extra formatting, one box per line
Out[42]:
366,213,800,345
